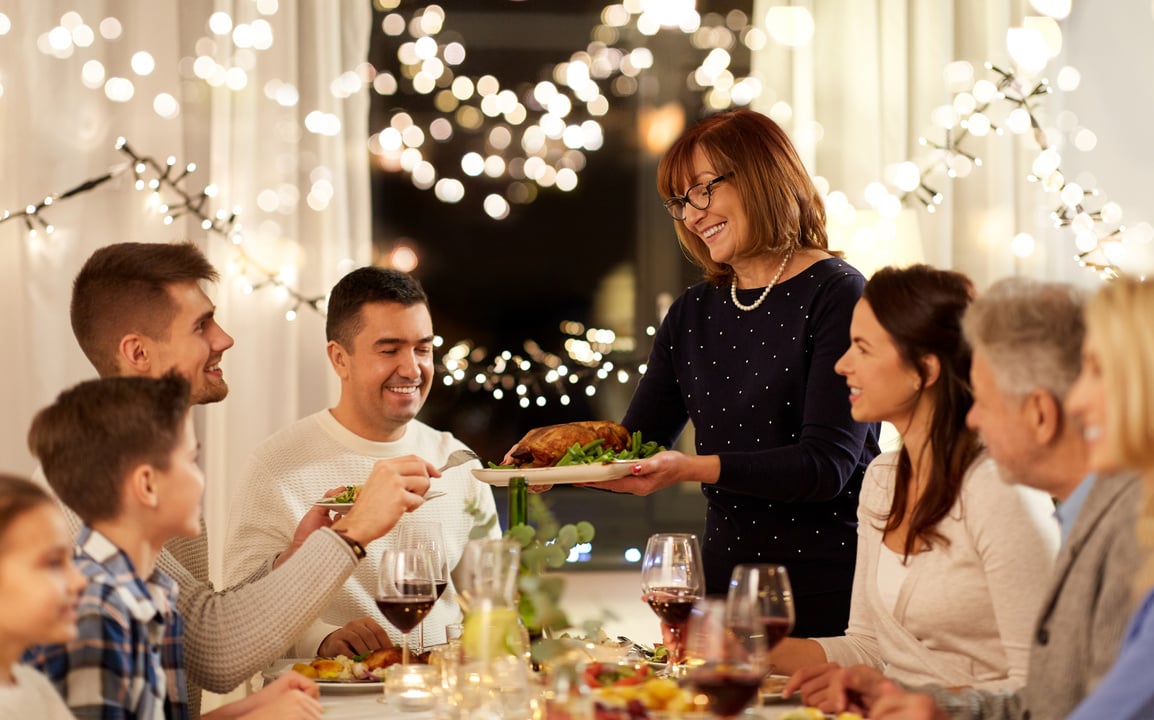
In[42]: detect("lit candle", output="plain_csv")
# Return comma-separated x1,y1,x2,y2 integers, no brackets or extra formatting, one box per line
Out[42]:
388,664,438,712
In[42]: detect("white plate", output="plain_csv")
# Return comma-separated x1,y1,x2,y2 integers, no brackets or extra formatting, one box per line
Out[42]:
760,674,791,701
262,659,383,695
314,490,447,514
313,500,355,515
471,461,634,487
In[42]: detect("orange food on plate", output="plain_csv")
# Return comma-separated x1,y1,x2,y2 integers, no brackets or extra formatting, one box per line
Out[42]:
289,649,431,683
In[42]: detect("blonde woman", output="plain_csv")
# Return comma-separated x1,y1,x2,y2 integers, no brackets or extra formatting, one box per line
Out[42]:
1063,277,1154,720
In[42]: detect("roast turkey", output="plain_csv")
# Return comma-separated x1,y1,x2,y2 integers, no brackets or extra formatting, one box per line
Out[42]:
504,420,631,467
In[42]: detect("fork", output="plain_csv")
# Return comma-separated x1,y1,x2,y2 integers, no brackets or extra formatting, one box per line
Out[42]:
436,448,480,473
424,449,480,501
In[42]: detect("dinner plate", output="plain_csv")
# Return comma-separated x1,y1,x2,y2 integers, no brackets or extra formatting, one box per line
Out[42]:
314,490,447,514
262,659,383,695
760,674,791,701
471,461,634,487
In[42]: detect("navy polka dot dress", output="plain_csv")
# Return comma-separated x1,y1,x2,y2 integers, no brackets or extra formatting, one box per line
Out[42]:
623,258,880,637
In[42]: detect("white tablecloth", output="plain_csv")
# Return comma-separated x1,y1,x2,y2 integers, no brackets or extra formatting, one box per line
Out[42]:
319,692,808,719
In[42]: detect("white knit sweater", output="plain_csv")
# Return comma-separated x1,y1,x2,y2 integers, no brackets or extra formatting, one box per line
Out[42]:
814,452,1059,689
224,410,501,657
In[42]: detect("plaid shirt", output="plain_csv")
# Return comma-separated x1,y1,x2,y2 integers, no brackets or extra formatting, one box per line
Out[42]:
25,528,188,720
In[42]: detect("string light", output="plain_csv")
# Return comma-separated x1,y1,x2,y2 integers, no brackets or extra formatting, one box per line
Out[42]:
436,321,645,406
1,137,324,319
831,53,1146,277
367,3,778,218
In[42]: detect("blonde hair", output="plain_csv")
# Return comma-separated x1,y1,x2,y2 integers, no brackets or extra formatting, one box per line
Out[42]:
1086,278,1154,469
1086,278,1154,593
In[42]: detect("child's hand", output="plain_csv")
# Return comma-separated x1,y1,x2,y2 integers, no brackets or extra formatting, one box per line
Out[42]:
242,671,322,719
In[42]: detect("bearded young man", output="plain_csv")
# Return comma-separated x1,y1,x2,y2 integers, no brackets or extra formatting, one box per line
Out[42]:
41,242,432,717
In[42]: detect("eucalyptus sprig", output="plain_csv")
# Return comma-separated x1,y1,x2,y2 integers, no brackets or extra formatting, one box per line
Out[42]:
463,493,597,638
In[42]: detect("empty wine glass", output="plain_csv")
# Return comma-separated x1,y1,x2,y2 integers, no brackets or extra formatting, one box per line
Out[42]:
683,598,766,719
398,521,451,650
726,564,795,669
640,532,704,667
377,546,437,665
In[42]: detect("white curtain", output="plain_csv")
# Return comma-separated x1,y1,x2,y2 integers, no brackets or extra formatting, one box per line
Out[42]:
0,0,372,597
751,0,1153,289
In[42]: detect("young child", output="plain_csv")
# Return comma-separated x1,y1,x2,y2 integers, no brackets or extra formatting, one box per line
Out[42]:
23,374,323,720
0,474,85,717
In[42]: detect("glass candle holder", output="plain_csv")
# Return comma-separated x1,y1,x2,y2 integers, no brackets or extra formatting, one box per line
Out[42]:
385,663,439,712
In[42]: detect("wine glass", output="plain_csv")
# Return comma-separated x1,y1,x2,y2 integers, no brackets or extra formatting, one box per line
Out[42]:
640,532,704,667
398,521,451,651
683,598,766,719
377,546,437,665
726,564,795,670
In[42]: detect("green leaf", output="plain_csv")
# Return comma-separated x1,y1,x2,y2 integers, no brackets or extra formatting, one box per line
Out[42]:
544,544,567,567
557,524,578,548
575,521,595,542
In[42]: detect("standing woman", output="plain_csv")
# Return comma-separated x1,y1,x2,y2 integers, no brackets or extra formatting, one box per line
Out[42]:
774,266,1058,693
1064,277,1154,720
597,109,879,636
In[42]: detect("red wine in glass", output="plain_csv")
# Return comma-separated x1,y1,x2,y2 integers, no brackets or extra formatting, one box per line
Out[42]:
379,547,437,665
375,596,435,633
435,580,448,599
687,668,763,718
646,587,697,624
641,534,704,669
762,616,793,651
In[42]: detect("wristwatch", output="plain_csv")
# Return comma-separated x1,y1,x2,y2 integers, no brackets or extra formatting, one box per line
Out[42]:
333,529,367,560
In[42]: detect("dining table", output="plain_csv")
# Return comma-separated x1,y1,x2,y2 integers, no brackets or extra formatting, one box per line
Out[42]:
317,689,812,719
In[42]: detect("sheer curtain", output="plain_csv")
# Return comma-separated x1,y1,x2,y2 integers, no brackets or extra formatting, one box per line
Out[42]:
0,0,372,593
751,0,1151,288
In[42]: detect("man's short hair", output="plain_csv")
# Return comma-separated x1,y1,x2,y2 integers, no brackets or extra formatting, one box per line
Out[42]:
962,277,1085,400
71,242,218,377
28,374,191,524
325,267,429,349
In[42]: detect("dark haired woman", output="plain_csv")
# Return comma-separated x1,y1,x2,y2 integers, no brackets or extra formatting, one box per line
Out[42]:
594,109,879,637
773,265,1058,695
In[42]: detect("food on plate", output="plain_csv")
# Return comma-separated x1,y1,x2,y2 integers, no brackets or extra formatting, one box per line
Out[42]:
761,673,789,696
584,661,651,688
289,648,427,683
318,485,361,504
501,422,663,468
780,710,863,720
637,643,669,664
592,675,699,718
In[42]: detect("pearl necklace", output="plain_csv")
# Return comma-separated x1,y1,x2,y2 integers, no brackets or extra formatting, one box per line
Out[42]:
730,247,795,312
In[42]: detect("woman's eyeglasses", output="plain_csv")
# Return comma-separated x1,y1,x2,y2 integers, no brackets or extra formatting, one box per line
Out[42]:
662,174,730,221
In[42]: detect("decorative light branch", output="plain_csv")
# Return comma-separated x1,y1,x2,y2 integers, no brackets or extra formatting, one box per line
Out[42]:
839,58,1145,279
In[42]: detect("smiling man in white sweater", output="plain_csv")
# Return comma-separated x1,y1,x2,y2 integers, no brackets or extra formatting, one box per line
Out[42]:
224,266,501,658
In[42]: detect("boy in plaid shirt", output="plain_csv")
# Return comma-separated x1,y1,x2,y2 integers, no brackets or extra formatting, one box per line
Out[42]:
24,375,321,720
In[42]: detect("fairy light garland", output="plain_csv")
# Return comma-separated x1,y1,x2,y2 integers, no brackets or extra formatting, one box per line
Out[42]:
1,136,325,319
367,2,772,220
436,322,655,409
6,1,1145,404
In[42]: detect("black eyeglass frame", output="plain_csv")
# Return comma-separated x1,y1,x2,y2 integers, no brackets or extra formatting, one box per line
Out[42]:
662,173,732,221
